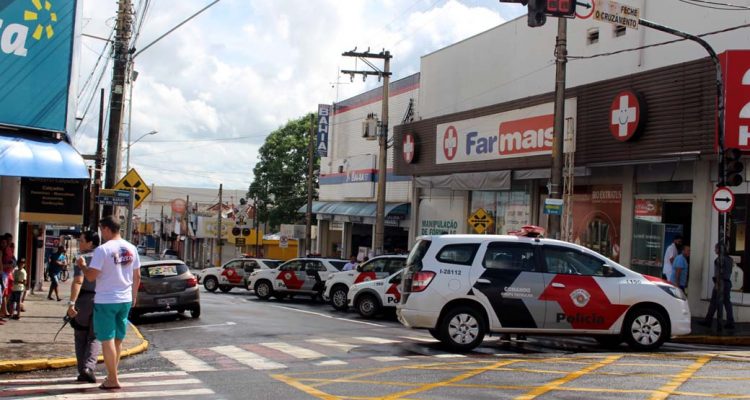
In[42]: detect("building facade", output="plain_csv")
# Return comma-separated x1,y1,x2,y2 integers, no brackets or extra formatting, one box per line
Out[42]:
391,2,750,320
314,74,420,258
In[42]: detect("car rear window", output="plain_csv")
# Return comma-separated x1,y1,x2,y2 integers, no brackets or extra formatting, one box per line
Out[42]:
142,263,188,277
437,244,479,266
407,239,431,266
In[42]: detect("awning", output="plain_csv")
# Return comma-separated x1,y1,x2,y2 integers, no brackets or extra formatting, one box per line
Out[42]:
0,134,89,179
299,201,410,218
415,170,510,191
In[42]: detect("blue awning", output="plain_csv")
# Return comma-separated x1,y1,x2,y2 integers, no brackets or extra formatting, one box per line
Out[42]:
299,201,410,218
0,134,89,179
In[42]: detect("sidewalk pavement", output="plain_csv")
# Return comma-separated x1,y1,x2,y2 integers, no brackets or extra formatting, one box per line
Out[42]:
0,279,148,373
673,318,750,346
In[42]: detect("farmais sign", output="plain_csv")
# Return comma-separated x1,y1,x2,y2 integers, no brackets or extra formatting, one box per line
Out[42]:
0,0,78,132
435,99,576,164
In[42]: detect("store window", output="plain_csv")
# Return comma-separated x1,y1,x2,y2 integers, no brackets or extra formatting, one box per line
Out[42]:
728,194,749,294
630,197,692,278
469,187,531,235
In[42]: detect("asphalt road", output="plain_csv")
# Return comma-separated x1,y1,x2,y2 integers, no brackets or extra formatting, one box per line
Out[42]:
2,286,750,399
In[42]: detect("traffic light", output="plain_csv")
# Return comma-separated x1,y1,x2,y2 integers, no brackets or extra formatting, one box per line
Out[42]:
724,147,744,187
527,0,547,27
545,0,576,17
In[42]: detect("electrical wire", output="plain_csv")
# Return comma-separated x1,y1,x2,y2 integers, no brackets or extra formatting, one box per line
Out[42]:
77,30,114,99
569,23,750,60
677,0,750,11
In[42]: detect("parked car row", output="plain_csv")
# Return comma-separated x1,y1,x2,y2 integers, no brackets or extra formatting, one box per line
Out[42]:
203,231,693,352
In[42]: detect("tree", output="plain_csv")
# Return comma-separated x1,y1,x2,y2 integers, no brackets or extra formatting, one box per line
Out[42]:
248,113,318,232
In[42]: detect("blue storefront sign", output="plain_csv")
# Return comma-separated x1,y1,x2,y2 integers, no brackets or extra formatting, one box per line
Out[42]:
317,104,331,157
0,0,77,132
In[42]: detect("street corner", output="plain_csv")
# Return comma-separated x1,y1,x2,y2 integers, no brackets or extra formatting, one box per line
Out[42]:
0,322,149,374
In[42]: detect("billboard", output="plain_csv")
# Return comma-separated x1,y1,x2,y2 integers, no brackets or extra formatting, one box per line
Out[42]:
0,0,78,132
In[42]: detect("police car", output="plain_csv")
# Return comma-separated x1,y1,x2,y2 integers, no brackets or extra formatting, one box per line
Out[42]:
397,232,691,351
323,255,407,311
347,269,405,318
248,258,347,300
197,258,281,293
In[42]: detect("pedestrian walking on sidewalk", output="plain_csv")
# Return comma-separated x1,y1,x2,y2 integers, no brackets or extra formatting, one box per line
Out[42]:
48,246,67,301
700,243,736,329
68,231,101,384
81,216,141,390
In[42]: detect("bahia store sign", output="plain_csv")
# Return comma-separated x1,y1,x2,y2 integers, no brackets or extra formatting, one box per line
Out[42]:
435,99,576,164
0,0,78,132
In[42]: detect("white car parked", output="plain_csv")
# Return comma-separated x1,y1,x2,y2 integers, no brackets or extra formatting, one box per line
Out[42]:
248,258,347,300
348,269,405,318
197,258,281,293
323,255,407,311
397,234,691,351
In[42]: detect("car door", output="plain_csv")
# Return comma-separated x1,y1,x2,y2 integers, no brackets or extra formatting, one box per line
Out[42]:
241,260,259,286
221,260,244,285
539,245,628,332
276,260,307,292
357,258,387,283
474,242,546,329
300,260,325,292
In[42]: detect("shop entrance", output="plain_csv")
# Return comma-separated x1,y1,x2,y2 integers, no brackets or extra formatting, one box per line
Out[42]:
662,202,692,244
631,199,692,277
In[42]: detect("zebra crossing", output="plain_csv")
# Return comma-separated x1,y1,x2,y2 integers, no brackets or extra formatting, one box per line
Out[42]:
0,371,215,399
157,335,467,373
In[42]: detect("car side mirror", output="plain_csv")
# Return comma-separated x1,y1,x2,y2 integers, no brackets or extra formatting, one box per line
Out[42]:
356,265,362,272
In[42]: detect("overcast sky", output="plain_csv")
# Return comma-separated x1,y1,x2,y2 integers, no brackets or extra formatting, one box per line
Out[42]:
73,0,526,191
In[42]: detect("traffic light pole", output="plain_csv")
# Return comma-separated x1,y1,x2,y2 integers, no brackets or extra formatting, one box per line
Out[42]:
548,17,567,239
638,18,727,330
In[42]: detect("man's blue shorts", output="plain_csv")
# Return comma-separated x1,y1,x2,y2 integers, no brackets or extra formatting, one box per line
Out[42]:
93,302,131,341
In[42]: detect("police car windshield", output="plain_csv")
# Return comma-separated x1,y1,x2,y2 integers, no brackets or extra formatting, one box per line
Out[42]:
264,260,281,269
407,240,431,266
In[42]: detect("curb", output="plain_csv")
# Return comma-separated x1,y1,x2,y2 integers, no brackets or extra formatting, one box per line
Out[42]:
0,323,149,374
673,335,750,346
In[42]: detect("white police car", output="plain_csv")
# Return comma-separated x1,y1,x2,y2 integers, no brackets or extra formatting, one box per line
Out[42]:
348,269,405,318
324,255,407,311
248,258,347,300
197,258,281,293
397,232,691,351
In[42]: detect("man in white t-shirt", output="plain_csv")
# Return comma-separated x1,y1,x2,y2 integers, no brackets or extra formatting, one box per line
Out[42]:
662,235,683,280
82,216,140,390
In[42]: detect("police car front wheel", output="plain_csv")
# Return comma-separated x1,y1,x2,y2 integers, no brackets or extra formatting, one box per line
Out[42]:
439,307,486,352
254,280,273,300
624,307,668,351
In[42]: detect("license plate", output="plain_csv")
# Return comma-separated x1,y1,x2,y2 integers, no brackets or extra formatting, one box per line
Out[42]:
157,297,177,306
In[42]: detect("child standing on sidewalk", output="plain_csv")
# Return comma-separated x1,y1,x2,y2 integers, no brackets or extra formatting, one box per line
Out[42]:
9,259,26,320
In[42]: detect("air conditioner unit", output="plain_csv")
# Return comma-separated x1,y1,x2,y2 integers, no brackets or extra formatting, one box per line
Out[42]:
362,118,378,140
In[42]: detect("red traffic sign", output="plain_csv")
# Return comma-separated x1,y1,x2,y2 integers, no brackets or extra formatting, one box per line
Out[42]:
712,186,735,213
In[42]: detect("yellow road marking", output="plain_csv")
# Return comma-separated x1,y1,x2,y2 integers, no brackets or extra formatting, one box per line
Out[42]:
380,359,521,400
515,354,622,400
673,391,750,399
310,365,415,388
272,373,342,400
650,355,712,400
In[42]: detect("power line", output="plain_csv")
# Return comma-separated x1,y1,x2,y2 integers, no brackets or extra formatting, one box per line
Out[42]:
569,23,750,60
138,133,270,143
677,0,750,11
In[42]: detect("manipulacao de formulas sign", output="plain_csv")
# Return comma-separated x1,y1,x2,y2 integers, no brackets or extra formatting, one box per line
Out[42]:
0,0,77,132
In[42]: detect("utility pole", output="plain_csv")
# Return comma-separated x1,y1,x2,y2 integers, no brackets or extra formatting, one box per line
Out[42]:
91,88,106,231
217,183,223,266
305,114,315,255
548,17,567,239
185,195,191,265
342,48,392,256
103,0,133,217
159,205,164,253
638,18,728,331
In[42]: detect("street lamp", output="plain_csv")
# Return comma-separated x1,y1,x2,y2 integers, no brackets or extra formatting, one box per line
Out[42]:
125,130,157,173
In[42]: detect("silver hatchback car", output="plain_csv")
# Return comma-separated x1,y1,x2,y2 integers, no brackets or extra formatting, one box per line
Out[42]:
131,260,200,320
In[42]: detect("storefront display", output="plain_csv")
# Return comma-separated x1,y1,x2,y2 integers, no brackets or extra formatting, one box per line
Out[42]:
469,189,531,235
571,185,622,261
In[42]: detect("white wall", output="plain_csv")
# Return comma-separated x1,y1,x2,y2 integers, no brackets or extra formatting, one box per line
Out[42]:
419,0,750,119
319,81,419,204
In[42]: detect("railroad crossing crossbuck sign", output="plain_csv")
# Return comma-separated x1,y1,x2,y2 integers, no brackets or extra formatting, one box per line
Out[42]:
114,168,151,209
468,208,493,234
712,187,735,214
